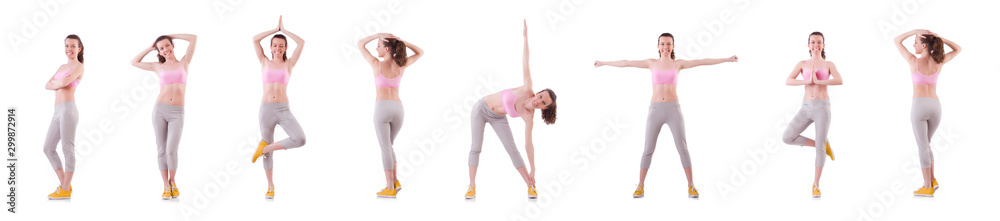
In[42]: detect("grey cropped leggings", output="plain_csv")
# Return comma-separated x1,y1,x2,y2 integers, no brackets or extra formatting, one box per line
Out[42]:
42,102,78,172
153,103,184,171
374,100,404,170
259,102,307,170
469,99,526,169
911,97,941,168
781,99,831,168
641,102,691,169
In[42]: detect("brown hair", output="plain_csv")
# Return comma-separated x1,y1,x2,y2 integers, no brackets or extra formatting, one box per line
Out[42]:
539,88,557,125
386,38,407,66
271,34,288,61
153,35,174,63
66,34,83,63
658,33,675,59
920,34,945,63
808,32,826,59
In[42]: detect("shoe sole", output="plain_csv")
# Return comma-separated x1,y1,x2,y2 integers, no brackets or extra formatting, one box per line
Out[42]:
47,197,70,200
377,195,397,198
689,195,699,198
914,193,934,197
633,195,643,198
528,196,537,199
812,195,821,198
465,196,475,199
265,196,274,199
161,197,171,200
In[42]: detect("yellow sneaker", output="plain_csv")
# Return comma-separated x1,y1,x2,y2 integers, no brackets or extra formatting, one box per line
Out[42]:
826,142,835,161
464,186,476,199
47,187,71,200
377,187,397,198
161,188,172,200
914,186,934,197
265,186,274,199
812,185,821,198
932,179,939,191
171,183,180,198
633,185,644,198
395,180,402,192
528,185,538,199
688,186,700,198
252,141,267,163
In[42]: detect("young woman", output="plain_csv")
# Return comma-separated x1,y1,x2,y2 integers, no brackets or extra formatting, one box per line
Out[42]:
43,34,85,200
250,16,307,199
780,32,841,198
595,33,737,199
131,33,197,200
465,20,557,200
357,32,424,198
893,29,961,197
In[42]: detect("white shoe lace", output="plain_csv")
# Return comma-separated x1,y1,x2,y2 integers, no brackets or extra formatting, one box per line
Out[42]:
51,187,63,195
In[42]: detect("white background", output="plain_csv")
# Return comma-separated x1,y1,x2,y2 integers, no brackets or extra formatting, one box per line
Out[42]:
1,0,998,220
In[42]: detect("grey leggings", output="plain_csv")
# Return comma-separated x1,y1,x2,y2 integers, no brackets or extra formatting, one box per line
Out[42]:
153,102,184,171
259,102,307,170
641,102,691,169
781,100,831,167
469,99,525,168
374,100,404,170
42,102,78,172
911,97,941,168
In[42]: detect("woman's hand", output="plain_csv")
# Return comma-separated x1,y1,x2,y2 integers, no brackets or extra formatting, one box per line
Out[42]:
278,15,284,31
523,19,528,37
529,170,536,185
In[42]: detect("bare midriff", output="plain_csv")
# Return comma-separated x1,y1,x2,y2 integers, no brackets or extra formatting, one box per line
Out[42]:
157,84,186,106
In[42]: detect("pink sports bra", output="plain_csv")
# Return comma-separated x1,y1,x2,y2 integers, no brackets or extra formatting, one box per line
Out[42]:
651,67,678,85
262,63,290,85
501,89,520,118
55,69,80,88
802,67,829,81
159,67,187,86
375,65,401,88
912,70,939,85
